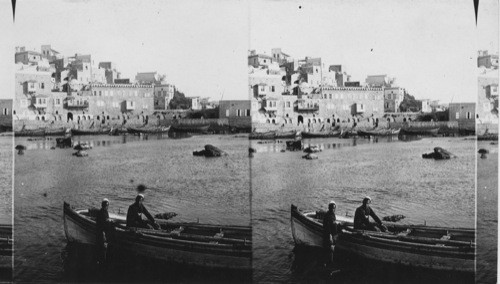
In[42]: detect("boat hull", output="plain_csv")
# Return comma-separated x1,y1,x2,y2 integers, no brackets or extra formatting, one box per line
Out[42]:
336,231,474,273
301,131,341,138
290,204,474,273
400,128,439,136
71,129,111,135
63,203,251,270
357,128,400,137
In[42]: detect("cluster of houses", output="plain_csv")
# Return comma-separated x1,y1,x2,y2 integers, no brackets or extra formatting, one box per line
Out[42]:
9,45,223,127
0,47,497,133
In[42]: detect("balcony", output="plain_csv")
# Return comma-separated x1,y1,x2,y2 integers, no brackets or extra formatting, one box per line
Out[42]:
263,99,278,112
32,95,48,109
24,80,37,94
65,99,89,109
125,101,135,110
296,100,319,112
486,85,498,99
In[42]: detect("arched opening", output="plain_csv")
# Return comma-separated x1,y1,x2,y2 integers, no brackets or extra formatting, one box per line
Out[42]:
107,115,110,120
97,115,100,121
67,112,73,121
286,113,289,118
298,115,304,125
266,119,270,123
327,119,331,123
272,119,276,124
55,111,58,115
408,117,412,121
387,118,391,122
337,119,340,123
403,117,407,122
82,116,87,120
312,119,317,123
41,116,45,121
13,110,16,115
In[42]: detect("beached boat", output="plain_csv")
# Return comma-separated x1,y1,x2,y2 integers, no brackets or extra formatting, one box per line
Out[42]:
301,130,341,138
63,202,251,270
275,130,300,139
290,204,475,273
170,124,210,134
400,127,439,136
71,128,112,136
127,126,170,135
357,128,400,137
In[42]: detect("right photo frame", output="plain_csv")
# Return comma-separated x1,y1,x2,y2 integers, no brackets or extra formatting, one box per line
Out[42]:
248,0,497,283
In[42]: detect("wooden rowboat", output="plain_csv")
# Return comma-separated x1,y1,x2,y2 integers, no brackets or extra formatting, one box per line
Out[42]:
249,130,299,140
63,202,251,270
357,128,400,137
71,128,111,136
290,204,475,273
44,127,69,136
301,130,341,138
291,204,352,247
400,127,440,136
14,129,45,137
127,126,170,135
170,124,210,134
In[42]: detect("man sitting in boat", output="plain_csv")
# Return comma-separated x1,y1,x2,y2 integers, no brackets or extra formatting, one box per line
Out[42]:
354,196,387,232
323,200,338,266
126,194,160,230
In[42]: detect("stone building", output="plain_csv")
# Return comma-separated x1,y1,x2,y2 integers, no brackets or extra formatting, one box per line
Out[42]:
219,100,251,128
15,47,42,65
154,84,175,110
384,87,404,113
449,102,476,131
477,68,499,133
0,99,13,131
478,50,499,69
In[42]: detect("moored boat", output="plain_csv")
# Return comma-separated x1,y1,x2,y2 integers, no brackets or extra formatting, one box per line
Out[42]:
44,127,69,136
400,127,439,136
71,128,112,136
301,130,341,139
127,126,170,135
357,128,400,137
14,128,46,137
290,204,475,273
170,124,210,134
249,131,276,140
63,202,251,270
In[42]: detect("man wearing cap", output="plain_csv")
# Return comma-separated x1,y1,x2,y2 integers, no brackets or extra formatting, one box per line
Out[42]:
354,196,387,232
126,194,159,230
323,200,338,266
96,198,112,265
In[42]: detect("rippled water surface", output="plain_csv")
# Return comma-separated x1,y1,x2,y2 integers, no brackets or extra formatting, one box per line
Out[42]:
14,134,251,282
251,136,476,283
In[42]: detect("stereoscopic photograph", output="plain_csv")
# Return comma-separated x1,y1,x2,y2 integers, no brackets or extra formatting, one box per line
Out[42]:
0,0,498,283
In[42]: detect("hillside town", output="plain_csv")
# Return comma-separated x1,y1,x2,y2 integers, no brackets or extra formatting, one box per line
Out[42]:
0,47,497,135
248,48,497,134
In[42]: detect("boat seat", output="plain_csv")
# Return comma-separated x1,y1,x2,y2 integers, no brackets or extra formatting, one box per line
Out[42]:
397,229,412,236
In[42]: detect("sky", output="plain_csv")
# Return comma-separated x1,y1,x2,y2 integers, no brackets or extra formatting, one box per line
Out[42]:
0,0,497,103
0,0,249,100
250,0,498,103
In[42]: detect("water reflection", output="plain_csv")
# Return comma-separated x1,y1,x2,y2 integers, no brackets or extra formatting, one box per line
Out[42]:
62,243,251,283
17,133,191,151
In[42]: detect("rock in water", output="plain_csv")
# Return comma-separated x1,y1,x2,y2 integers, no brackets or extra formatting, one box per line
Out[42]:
478,148,489,154
73,150,88,157
204,144,227,157
302,153,318,160
422,147,455,160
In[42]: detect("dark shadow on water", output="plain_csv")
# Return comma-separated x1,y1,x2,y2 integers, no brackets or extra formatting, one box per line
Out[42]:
291,246,474,284
62,243,251,283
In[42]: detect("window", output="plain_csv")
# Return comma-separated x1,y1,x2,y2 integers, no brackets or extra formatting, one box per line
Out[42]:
466,112,471,119
455,112,459,119
246,109,250,116
271,86,275,92
55,99,61,105
99,91,102,96
2,108,7,115
226,110,230,117
40,83,45,89
94,91,97,96
286,101,290,108
329,94,332,99
237,109,241,117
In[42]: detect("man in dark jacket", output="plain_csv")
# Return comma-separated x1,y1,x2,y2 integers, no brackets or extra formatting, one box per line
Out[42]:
323,200,337,266
126,194,159,229
354,196,387,232
96,198,111,265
